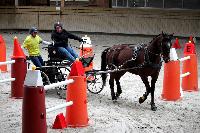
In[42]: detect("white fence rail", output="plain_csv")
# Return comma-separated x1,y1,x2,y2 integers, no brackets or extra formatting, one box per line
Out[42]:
46,101,73,113
44,79,74,90
0,60,15,65
0,78,15,83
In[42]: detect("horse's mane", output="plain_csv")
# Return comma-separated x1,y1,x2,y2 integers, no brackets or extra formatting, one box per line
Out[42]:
149,34,162,44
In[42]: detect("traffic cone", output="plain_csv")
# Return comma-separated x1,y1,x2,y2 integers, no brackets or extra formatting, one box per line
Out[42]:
66,60,89,127
169,48,178,61
161,47,181,100
0,35,7,72
183,41,196,54
80,35,94,72
52,113,67,129
182,54,198,91
69,59,85,76
161,60,181,101
172,38,181,49
189,36,195,44
11,57,27,98
12,36,26,59
22,69,47,133
182,41,198,91
11,36,27,98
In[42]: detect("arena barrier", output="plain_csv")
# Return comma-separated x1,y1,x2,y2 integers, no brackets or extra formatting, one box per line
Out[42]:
44,79,73,91
0,36,27,99
22,69,75,132
11,36,27,98
0,60,16,83
22,59,89,132
161,41,198,101
181,40,198,91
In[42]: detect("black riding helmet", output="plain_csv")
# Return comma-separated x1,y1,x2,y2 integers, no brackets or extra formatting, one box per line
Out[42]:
54,22,63,30
29,27,38,34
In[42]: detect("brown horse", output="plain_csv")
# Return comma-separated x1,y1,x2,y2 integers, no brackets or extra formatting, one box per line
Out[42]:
101,33,173,111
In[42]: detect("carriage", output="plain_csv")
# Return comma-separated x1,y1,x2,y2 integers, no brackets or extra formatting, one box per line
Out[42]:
32,42,104,98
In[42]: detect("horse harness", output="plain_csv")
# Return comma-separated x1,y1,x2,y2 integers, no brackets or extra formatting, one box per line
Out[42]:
108,44,162,72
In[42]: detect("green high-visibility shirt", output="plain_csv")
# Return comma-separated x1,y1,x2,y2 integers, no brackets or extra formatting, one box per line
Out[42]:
23,35,42,56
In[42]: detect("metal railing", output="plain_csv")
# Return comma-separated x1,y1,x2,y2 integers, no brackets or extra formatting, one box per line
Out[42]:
112,0,200,9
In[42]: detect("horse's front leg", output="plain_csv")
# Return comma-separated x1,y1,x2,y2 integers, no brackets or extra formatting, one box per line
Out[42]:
139,76,151,104
115,78,122,98
109,74,116,100
150,73,159,111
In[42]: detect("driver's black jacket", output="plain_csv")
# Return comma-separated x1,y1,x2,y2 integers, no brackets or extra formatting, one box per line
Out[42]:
51,29,82,47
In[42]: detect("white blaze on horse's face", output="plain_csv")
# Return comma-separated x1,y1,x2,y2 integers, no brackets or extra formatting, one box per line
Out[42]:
163,42,171,63
167,42,171,48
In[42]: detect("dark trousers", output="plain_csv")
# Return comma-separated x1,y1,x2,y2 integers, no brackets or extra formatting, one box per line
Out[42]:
29,55,44,67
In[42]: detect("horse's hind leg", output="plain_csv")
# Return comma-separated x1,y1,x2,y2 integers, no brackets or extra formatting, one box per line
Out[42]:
139,76,151,104
115,73,124,98
109,74,116,100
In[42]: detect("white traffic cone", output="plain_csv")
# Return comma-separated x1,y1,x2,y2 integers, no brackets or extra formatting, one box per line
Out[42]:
169,48,184,98
170,48,178,61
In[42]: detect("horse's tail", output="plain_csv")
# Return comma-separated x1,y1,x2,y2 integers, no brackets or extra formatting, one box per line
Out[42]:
101,47,109,86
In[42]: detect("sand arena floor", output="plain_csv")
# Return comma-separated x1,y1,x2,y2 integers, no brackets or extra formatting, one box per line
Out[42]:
0,31,200,133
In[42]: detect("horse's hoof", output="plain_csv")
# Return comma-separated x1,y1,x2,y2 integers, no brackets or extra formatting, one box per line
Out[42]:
116,92,121,98
151,104,157,111
112,96,117,101
139,96,145,104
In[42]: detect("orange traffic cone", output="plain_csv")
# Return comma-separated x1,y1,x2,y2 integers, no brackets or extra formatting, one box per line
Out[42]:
182,54,198,91
182,43,198,91
189,35,195,44
0,35,7,72
161,60,181,101
66,60,89,127
12,36,26,59
172,38,181,49
183,41,196,54
69,59,85,76
52,113,67,129
11,37,27,98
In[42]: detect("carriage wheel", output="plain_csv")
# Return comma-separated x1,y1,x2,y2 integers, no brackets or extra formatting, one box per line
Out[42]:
87,73,104,94
56,74,67,99
41,71,51,85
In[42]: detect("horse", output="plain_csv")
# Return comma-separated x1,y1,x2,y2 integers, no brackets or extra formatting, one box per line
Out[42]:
101,33,173,111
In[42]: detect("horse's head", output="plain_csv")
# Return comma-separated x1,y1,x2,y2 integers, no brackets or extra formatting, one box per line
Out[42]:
157,33,173,63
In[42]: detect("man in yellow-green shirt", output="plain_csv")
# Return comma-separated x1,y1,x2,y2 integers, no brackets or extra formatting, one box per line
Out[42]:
23,27,51,67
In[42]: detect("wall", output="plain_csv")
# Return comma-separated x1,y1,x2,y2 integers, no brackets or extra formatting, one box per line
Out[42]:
0,7,199,37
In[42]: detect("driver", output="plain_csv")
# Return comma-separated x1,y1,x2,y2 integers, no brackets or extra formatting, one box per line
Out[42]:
51,22,84,65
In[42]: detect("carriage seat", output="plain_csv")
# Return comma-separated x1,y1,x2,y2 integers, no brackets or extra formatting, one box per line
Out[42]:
47,44,94,67
80,56,94,67
47,45,66,62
